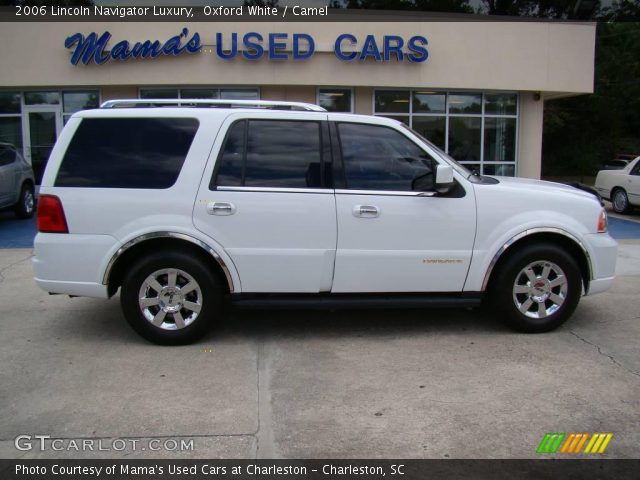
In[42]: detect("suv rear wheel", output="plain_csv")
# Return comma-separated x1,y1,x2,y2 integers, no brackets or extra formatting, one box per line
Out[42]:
490,243,582,333
120,251,222,345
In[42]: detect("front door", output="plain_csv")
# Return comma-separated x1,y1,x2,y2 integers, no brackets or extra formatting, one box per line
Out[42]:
193,113,337,293
23,106,62,184
329,119,476,293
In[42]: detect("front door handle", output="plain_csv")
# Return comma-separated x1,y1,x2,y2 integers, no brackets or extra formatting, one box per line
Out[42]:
353,205,380,218
207,202,236,216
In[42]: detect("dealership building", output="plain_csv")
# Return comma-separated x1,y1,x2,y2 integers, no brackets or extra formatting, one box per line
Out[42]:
0,18,596,182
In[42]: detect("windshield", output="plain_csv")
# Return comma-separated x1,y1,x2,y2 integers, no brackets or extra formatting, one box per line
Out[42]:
398,123,476,179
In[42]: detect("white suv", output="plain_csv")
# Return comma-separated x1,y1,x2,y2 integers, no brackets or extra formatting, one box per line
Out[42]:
33,99,617,345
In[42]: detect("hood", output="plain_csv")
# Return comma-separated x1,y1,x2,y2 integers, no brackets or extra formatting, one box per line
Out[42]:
486,176,599,202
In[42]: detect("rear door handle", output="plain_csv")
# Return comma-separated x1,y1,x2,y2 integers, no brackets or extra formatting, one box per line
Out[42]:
353,205,380,218
207,202,236,216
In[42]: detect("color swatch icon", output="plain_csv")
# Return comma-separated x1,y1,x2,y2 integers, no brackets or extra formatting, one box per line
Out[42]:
537,433,613,454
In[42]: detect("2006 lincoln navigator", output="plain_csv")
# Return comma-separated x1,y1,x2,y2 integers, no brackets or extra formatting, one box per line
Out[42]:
33,99,617,344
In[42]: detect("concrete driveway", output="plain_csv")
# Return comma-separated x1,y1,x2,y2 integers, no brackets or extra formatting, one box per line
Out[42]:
0,241,638,460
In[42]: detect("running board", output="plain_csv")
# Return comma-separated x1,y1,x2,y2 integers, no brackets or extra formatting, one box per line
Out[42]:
229,293,482,310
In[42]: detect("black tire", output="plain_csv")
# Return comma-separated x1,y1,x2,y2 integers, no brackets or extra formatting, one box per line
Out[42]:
611,188,631,214
120,251,222,345
489,243,582,333
14,183,35,219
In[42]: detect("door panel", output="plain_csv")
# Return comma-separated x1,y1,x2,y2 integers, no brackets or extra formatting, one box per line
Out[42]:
193,113,336,293
330,119,476,293
194,189,336,292
332,192,476,292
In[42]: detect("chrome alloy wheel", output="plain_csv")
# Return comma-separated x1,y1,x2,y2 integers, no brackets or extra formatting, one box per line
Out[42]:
613,190,628,212
24,190,34,214
512,261,568,319
138,268,202,330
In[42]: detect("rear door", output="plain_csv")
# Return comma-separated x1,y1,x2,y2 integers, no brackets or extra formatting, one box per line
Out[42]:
193,112,337,293
329,118,476,293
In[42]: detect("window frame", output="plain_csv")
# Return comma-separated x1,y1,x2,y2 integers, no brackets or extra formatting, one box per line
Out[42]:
211,118,331,191
333,120,467,198
372,89,519,176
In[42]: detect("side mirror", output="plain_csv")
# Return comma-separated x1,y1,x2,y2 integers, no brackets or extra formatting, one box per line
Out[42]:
435,164,455,194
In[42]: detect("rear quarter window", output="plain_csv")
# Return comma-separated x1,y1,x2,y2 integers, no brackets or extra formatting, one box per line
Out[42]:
55,117,199,188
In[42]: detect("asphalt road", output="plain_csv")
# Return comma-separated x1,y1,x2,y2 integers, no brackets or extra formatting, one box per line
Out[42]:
0,241,639,459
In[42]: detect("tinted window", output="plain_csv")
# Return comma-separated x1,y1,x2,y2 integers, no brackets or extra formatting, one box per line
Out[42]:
214,121,245,187
0,145,16,167
338,123,436,191
56,118,198,189
214,120,322,189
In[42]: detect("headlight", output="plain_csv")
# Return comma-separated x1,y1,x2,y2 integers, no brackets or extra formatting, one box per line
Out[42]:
597,209,608,233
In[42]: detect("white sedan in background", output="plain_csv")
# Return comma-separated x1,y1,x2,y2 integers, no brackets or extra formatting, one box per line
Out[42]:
595,156,640,213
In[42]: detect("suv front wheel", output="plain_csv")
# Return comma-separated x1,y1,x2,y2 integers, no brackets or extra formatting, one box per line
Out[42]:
489,243,582,333
120,252,222,345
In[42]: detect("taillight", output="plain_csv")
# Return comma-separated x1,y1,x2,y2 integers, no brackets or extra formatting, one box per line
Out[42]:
37,195,68,233
597,209,608,233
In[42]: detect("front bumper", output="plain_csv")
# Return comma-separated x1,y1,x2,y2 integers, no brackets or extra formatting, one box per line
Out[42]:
583,232,618,296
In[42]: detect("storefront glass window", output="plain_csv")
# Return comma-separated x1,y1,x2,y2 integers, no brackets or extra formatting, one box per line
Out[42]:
0,92,21,114
24,91,60,105
181,89,219,99
412,116,446,150
484,117,516,162
485,93,517,115
139,88,259,102
448,117,481,162
374,90,518,176
375,90,410,113
0,117,23,149
448,93,481,114
63,91,100,113
413,92,445,113
318,89,352,112
219,89,259,100
140,89,179,99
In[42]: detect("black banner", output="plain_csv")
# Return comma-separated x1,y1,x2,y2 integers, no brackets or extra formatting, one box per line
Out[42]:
0,6,589,23
2,460,640,480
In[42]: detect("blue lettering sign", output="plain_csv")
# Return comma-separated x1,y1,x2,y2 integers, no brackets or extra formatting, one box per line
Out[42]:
65,28,202,65
64,31,428,65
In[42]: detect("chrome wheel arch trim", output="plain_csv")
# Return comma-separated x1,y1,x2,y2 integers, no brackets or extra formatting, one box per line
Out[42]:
481,227,593,292
102,231,235,293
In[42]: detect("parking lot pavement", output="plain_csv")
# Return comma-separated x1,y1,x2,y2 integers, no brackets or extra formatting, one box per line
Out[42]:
0,247,639,460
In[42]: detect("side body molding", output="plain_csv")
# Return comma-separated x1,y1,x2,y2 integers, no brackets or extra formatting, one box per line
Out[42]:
481,227,594,292
102,231,235,293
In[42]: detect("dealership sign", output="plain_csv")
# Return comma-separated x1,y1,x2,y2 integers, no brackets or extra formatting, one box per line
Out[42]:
64,29,429,65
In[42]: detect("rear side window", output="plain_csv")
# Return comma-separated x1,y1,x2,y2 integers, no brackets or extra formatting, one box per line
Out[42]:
213,120,323,189
55,118,199,188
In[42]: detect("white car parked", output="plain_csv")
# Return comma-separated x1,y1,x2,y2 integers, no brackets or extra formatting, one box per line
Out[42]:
33,100,617,344
594,156,640,213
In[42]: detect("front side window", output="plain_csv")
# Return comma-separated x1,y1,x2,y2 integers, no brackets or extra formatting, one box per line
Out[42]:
338,123,436,192
214,120,323,189
56,117,199,189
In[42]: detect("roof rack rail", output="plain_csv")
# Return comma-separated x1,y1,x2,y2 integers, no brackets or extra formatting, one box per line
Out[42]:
100,99,327,112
